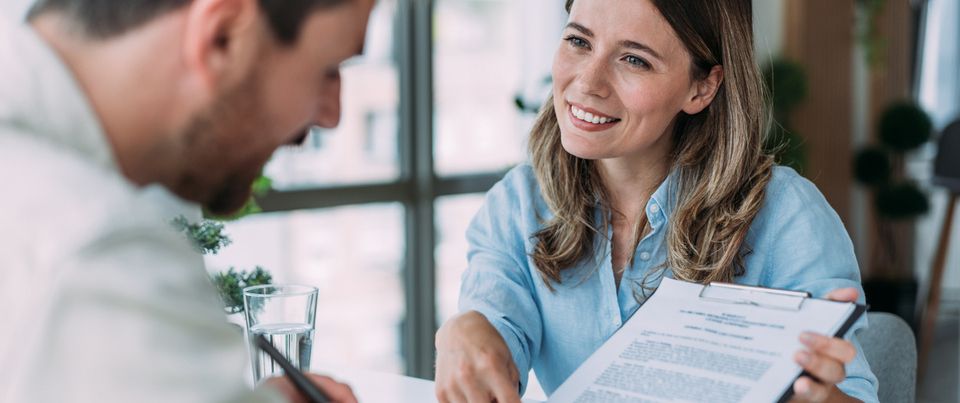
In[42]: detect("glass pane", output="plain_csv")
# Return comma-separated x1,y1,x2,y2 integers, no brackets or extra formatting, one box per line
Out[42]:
433,0,565,176
265,0,400,190
435,194,548,400
206,204,405,373
435,194,486,322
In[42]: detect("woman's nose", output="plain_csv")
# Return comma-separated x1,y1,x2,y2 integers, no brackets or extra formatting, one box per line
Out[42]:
574,57,611,99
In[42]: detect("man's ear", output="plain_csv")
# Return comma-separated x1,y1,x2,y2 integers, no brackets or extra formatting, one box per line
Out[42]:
181,0,262,92
681,65,723,115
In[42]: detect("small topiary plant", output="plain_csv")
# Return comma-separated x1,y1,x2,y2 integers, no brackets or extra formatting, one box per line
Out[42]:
854,102,932,220
853,102,932,279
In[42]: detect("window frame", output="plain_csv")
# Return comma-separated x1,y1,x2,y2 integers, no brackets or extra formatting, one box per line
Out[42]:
257,0,507,379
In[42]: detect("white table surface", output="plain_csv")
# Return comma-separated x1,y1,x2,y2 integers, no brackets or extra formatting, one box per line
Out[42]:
320,367,543,403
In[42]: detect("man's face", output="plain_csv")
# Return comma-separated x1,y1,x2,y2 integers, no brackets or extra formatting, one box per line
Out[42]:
175,0,374,214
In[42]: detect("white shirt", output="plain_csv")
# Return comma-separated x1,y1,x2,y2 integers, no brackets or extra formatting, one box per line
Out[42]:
0,15,282,403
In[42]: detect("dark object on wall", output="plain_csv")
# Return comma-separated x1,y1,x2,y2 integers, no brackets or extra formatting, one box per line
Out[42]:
933,119,960,191
917,118,960,378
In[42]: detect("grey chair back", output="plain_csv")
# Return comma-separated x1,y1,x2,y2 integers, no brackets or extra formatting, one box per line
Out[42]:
858,312,917,403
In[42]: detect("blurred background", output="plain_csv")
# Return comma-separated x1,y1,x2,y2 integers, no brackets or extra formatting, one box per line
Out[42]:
190,0,957,401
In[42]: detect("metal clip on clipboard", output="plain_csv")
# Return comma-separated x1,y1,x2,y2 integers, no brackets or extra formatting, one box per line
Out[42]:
698,282,811,311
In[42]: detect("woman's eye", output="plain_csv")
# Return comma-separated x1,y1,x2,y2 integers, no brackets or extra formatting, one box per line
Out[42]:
624,55,649,69
564,36,590,49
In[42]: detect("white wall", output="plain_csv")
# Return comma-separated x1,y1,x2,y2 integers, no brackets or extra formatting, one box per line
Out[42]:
753,0,787,65
0,0,32,20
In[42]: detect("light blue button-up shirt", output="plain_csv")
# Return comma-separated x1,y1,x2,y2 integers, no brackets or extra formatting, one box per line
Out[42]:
459,164,879,402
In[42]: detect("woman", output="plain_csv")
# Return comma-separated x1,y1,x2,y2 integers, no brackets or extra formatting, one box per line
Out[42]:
435,0,879,402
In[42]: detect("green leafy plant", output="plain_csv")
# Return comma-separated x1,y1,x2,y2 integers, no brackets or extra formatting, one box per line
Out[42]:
211,267,273,314
206,175,273,221
762,58,809,173
174,175,274,313
514,75,554,114
856,0,888,68
171,216,232,255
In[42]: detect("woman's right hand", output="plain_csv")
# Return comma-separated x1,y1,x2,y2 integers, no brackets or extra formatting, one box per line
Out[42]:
435,311,522,403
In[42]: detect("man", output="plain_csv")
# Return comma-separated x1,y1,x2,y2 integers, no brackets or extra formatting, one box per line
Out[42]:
0,0,374,401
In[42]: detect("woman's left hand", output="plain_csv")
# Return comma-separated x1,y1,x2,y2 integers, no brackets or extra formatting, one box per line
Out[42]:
788,287,862,403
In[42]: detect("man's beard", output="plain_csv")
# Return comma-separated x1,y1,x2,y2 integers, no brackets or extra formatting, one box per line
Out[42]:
172,76,273,215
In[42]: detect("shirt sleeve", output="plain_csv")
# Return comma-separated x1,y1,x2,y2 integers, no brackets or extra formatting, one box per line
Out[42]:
458,171,544,394
758,170,880,403
15,222,283,403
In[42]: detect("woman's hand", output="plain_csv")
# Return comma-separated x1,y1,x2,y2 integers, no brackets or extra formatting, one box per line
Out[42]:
435,311,522,403
788,288,863,403
262,374,357,403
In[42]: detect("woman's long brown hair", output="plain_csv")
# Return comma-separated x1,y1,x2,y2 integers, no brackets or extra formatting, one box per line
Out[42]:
530,0,774,287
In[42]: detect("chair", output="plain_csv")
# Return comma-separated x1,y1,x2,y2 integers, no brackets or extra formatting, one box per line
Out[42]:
858,312,917,403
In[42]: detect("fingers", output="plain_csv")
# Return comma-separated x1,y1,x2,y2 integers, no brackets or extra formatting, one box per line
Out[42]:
459,372,492,403
794,350,846,385
309,375,358,403
435,384,466,403
824,287,858,303
488,369,523,403
792,332,856,403
793,376,831,402
799,332,856,364
438,358,519,403
435,312,522,403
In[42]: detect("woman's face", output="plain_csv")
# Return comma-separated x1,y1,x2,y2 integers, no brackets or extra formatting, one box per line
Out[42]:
552,0,708,164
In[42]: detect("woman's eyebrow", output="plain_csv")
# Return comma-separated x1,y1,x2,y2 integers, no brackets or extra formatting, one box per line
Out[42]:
566,21,663,62
619,39,663,61
565,22,594,37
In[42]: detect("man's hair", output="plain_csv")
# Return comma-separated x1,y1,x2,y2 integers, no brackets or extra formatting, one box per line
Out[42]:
27,0,348,44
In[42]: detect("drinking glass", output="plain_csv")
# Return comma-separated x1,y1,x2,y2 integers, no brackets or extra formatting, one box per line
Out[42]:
243,284,318,383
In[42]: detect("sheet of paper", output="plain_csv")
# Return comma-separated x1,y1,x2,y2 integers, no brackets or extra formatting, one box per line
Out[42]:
548,278,855,403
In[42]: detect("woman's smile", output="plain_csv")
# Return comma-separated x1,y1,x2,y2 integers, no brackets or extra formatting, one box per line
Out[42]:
567,102,621,132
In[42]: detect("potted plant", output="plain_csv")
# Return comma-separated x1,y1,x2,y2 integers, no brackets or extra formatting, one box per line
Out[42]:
172,175,275,319
854,102,932,323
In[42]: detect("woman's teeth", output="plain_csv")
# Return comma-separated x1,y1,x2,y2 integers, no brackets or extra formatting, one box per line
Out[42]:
571,105,618,125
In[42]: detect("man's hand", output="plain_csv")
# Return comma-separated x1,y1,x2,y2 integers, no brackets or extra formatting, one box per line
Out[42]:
262,374,358,403
788,288,863,403
435,311,522,403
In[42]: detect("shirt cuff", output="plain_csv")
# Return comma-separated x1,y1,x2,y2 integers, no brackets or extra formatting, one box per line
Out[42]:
837,376,879,403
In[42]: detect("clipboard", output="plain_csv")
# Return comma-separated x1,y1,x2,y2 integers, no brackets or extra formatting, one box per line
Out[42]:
548,278,871,403
698,282,868,403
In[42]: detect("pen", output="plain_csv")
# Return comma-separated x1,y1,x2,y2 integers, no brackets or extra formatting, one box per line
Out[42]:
255,334,331,403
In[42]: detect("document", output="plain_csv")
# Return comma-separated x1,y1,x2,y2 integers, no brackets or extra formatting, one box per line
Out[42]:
547,278,864,403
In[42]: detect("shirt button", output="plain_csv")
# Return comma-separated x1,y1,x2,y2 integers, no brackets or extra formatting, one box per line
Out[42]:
639,252,651,261
649,204,660,214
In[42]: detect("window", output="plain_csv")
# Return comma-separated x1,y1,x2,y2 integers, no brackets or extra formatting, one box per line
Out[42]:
211,0,565,391
265,1,400,189
914,0,960,292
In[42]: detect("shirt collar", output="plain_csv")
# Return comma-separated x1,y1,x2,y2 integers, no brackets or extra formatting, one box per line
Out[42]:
646,168,679,228
0,16,116,171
